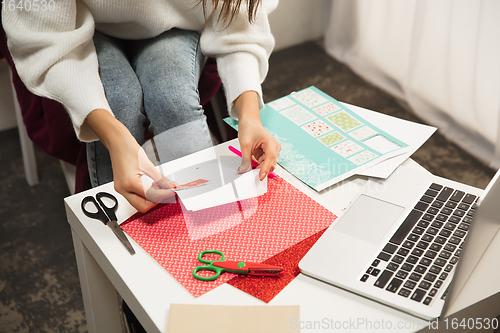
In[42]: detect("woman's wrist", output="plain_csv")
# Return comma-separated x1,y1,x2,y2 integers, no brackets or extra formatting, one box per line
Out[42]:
234,91,261,123
85,108,137,151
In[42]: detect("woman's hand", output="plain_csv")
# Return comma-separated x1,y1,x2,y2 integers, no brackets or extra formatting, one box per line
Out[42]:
109,138,177,212
234,91,281,180
86,109,177,213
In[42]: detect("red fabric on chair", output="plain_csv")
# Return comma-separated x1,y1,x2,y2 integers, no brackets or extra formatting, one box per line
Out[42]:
0,23,91,193
0,21,222,193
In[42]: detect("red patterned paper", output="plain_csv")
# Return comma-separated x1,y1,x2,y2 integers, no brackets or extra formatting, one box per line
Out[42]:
121,176,336,298
228,228,327,303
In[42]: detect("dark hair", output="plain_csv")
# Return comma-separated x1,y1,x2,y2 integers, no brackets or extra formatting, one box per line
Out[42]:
199,0,263,26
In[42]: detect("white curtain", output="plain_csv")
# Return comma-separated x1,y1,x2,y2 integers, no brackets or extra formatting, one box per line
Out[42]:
324,0,500,169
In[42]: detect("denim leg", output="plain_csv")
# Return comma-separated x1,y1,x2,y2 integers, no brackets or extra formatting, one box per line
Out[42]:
130,29,213,164
87,31,146,186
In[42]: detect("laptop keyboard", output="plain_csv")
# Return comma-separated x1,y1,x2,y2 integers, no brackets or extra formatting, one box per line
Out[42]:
360,183,478,306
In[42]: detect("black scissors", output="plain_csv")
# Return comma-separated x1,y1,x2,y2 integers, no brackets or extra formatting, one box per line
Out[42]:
81,192,135,255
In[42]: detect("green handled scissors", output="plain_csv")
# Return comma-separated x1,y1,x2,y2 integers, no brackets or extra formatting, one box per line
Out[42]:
192,250,282,281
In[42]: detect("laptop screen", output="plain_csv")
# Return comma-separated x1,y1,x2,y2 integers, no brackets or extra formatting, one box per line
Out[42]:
443,169,500,315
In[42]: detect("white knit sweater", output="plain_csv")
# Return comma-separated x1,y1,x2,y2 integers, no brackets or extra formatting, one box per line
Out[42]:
2,0,277,141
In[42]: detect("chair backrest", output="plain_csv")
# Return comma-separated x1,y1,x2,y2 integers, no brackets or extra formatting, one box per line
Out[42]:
0,17,91,192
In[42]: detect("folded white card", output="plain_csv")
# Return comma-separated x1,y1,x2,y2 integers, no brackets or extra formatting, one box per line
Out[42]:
167,156,267,211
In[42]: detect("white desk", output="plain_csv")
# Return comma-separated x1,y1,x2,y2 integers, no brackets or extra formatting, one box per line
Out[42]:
65,140,432,333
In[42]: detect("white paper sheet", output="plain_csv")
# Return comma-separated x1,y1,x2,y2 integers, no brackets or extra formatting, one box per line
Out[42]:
344,103,437,178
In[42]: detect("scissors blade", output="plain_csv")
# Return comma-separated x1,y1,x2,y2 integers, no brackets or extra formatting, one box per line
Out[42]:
213,261,282,276
107,220,136,255
246,263,282,276
248,268,282,276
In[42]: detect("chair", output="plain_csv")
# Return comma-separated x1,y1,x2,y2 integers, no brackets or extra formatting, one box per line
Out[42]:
8,65,40,187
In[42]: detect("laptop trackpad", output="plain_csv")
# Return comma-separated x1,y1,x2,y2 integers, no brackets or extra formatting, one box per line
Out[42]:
333,195,405,244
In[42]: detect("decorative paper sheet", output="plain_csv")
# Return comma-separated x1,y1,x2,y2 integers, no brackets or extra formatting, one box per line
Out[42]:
224,86,409,191
121,176,336,298
227,228,327,303
168,157,267,212
166,304,300,333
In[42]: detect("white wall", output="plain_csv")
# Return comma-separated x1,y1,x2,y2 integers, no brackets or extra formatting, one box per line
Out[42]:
268,0,325,51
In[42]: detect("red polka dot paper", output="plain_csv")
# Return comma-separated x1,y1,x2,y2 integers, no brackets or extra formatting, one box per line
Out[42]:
121,176,336,298
301,120,333,138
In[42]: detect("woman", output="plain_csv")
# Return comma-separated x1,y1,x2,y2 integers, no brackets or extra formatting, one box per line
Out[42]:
3,0,281,212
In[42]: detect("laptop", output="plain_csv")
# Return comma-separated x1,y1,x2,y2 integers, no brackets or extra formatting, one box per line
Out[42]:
299,164,500,320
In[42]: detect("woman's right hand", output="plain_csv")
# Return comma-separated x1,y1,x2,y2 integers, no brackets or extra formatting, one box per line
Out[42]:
109,136,177,213
85,109,177,213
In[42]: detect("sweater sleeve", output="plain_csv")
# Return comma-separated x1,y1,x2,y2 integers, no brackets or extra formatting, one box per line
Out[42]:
2,0,112,142
199,0,278,119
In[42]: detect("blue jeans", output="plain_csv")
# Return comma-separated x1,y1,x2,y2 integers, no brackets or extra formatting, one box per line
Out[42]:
87,29,214,186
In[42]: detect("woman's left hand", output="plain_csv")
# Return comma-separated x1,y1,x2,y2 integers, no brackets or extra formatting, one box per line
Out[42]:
234,91,281,180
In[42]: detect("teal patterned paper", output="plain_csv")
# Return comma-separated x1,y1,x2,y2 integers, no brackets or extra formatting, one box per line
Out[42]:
224,86,409,191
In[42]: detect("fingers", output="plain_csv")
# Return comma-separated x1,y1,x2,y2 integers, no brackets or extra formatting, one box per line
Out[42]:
106,132,178,213
124,193,158,213
137,147,163,183
137,146,178,205
237,157,252,174
155,175,178,189
141,174,177,205
238,141,253,174
254,140,280,180
144,185,177,205
115,179,158,213
117,182,176,213
115,172,177,213
256,143,276,180
237,133,281,180
138,148,178,189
